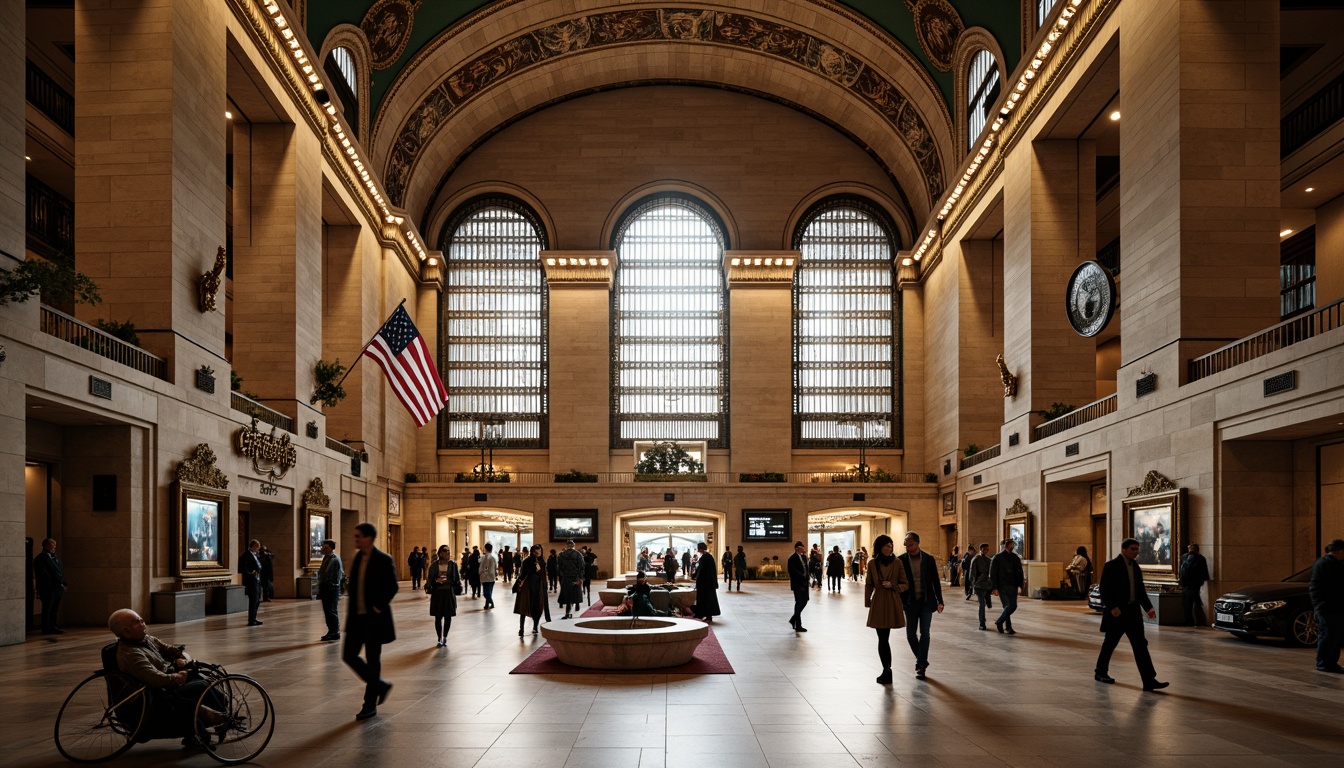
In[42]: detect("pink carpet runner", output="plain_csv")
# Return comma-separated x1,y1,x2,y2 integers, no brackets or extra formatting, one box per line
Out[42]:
509,601,734,674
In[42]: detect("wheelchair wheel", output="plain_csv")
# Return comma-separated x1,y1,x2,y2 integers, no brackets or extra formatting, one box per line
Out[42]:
195,674,274,764
54,672,146,763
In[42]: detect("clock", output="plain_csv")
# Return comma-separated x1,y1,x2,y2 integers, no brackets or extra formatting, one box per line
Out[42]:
1065,261,1116,337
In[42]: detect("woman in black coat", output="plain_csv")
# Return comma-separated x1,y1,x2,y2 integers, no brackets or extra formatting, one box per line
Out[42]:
513,544,551,636
425,545,460,647
692,543,721,622
826,546,846,592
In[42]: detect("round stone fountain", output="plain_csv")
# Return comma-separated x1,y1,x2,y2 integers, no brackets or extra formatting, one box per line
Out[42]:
540,617,709,669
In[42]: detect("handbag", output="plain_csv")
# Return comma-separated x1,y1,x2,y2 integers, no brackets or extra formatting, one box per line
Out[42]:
511,578,522,594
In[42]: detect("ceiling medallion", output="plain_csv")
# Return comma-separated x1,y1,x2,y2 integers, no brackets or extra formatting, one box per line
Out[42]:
361,0,423,70
905,0,965,72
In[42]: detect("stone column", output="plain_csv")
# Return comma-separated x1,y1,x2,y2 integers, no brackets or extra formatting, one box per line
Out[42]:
724,252,797,475
320,224,365,444
1118,0,1280,388
0,0,25,646
542,252,614,474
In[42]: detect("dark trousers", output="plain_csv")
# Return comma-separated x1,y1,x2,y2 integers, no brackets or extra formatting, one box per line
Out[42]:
320,590,340,636
411,570,421,590
904,601,935,668
964,572,974,598
482,581,495,608
828,575,842,591
791,588,809,624
1316,610,1343,670
343,615,386,709
996,588,1019,628
1182,586,1206,626
246,590,261,623
734,569,744,590
1096,605,1157,683
976,588,993,628
38,586,64,631
949,567,960,587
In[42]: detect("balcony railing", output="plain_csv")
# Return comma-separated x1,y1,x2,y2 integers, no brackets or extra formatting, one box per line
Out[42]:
230,392,294,433
1033,394,1118,441
1283,68,1344,158
959,444,1001,471
404,471,928,484
1188,297,1344,382
26,60,74,135
26,174,73,264
325,437,362,460
39,306,167,380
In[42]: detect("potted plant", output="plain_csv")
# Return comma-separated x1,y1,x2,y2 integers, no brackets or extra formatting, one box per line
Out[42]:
554,469,598,483
633,441,707,482
738,472,786,482
310,358,348,407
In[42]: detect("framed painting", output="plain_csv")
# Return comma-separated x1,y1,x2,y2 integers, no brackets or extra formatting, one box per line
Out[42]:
306,510,330,568
550,509,598,542
173,481,231,581
1002,512,1031,560
1122,488,1185,581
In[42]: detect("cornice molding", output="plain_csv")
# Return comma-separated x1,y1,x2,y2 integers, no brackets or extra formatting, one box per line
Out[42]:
542,251,616,288
724,251,799,285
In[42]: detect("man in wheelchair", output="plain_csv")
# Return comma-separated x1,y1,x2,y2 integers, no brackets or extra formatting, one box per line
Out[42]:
107,609,229,749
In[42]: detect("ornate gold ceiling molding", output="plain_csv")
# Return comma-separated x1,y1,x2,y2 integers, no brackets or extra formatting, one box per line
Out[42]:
724,251,799,285
541,251,616,288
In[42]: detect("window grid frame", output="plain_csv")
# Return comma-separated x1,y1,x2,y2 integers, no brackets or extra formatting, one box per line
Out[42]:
967,49,1001,151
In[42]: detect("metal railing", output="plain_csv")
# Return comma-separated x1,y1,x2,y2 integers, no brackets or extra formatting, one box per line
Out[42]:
1282,68,1344,158
1033,394,1118,441
230,392,294,433
39,306,167,379
26,60,74,135
325,437,362,460
26,174,74,264
1188,297,1344,382
959,444,1001,471
404,470,928,484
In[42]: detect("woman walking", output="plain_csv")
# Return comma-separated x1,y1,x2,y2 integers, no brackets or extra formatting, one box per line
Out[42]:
426,545,460,647
513,544,551,636
865,534,909,685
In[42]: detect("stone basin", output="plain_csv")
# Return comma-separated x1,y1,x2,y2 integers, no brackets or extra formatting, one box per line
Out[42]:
540,617,709,669
650,587,697,613
605,579,628,589
597,588,627,606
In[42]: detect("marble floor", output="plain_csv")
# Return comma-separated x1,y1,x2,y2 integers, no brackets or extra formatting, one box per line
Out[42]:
4,581,1342,768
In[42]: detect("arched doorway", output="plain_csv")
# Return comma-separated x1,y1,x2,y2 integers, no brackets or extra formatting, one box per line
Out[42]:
807,507,907,565
613,507,727,577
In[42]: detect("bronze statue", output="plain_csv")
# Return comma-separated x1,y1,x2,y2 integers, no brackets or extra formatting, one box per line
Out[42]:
996,353,1017,399
198,246,226,313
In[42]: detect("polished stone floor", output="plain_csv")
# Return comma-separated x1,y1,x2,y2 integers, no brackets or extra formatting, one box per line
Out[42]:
5,580,1342,768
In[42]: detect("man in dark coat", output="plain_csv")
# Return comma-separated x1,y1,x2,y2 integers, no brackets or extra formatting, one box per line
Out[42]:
556,540,586,619
33,538,67,634
1178,542,1210,627
989,538,1024,634
898,532,943,679
408,548,424,590
318,538,344,641
787,541,810,631
1309,538,1344,673
733,546,747,592
693,542,720,622
961,548,976,600
239,539,263,626
259,545,275,601
345,522,399,720
1094,537,1168,691
500,546,514,582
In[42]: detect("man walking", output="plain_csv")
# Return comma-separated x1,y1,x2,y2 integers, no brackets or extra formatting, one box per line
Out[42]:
898,532,943,679
1094,537,1168,691
408,547,424,591
259,545,275,602
990,537,1024,634
480,542,498,609
33,538,67,635
947,545,961,588
1178,542,1210,627
1309,538,1344,673
733,545,747,592
318,538,344,641
968,542,993,630
557,539,586,619
500,546,514,583
345,522,398,720
961,547,975,600
239,539,264,626
788,541,810,631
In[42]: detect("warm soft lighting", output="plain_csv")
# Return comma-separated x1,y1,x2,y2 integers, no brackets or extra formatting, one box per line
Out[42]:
1280,229,1294,237
24,155,31,161
1109,110,1121,121
901,257,913,266
1305,187,1314,192
426,257,438,267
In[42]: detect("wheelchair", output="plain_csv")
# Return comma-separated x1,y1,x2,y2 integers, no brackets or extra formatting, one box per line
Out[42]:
54,643,274,764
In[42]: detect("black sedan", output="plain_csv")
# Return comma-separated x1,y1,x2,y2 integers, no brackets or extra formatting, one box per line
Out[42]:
1212,567,1317,646
1088,583,1104,612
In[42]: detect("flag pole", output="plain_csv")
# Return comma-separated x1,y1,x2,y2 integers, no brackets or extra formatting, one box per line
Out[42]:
329,297,408,392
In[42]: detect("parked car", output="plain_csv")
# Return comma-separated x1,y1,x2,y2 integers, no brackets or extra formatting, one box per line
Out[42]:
1088,583,1104,612
1212,567,1317,646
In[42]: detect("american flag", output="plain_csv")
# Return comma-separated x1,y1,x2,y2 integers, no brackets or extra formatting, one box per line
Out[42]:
362,305,448,427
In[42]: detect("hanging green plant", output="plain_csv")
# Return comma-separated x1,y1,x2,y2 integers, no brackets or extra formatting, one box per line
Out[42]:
310,358,348,407
634,441,705,478
0,258,101,306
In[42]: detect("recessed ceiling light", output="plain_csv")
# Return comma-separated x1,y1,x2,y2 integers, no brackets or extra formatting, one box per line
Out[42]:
1280,229,1294,237
24,155,31,161
225,110,233,119
1305,187,1314,192
1109,110,1121,121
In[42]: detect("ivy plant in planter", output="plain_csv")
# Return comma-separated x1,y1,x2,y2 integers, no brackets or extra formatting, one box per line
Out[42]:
738,472,786,482
554,469,598,483
310,358,348,407
455,471,511,483
633,441,706,482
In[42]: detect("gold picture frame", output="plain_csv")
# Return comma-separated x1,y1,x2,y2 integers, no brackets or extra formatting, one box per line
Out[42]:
1003,511,1031,560
1121,488,1185,582
302,477,332,569
173,481,232,581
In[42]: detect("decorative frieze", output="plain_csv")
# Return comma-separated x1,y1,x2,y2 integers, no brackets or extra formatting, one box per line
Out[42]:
176,444,230,490
1126,470,1177,498
237,418,298,481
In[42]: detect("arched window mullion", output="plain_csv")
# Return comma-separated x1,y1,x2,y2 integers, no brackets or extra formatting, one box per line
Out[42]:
967,49,1001,150
439,196,549,450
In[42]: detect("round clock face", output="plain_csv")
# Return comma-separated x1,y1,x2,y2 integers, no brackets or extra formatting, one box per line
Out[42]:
1065,261,1116,337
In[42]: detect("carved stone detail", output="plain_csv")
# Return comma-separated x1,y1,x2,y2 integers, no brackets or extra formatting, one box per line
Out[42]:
198,246,226,313
303,477,331,510
177,444,229,489
996,353,1017,398
1004,498,1030,518
1126,470,1178,498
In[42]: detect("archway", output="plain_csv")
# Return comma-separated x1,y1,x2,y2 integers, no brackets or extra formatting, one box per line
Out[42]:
613,507,727,579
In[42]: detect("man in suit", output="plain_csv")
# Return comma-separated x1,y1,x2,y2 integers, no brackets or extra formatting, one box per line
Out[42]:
899,532,943,679
787,540,810,631
1178,542,1210,627
344,522,399,720
990,537,1024,634
1308,538,1344,673
1094,537,1168,691
318,538,344,641
33,538,68,634
239,539,263,626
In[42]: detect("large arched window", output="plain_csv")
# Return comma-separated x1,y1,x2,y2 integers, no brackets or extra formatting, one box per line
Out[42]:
967,49,1001,150
792,197,900,449
610,194,729,448
439,196,548,449
324,47,359,138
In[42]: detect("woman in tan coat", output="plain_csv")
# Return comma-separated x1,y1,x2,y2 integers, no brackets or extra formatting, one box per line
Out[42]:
865,534,909,685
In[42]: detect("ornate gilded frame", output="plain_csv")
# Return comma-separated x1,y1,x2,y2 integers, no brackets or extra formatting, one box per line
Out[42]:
173,444,232,583
302,478,332,569
1121,472,1185,582
1002,498,1031,560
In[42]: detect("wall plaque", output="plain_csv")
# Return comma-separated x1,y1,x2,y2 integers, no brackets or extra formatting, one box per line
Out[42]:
237,418,298,481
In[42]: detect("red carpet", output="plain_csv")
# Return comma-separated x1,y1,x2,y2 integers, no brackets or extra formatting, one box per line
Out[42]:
509,601,733,675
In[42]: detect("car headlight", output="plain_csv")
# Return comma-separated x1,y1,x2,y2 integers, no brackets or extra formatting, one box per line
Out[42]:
1247,600,1286,613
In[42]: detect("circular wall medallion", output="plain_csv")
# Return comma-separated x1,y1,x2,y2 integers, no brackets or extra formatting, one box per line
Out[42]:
1065,261,1116,337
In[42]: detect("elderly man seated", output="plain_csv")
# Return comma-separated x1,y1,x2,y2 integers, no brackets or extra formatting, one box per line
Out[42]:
107,609,227,748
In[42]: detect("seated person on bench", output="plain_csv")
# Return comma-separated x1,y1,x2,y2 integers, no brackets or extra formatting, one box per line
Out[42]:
616,572,658,617
107,609,227,747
